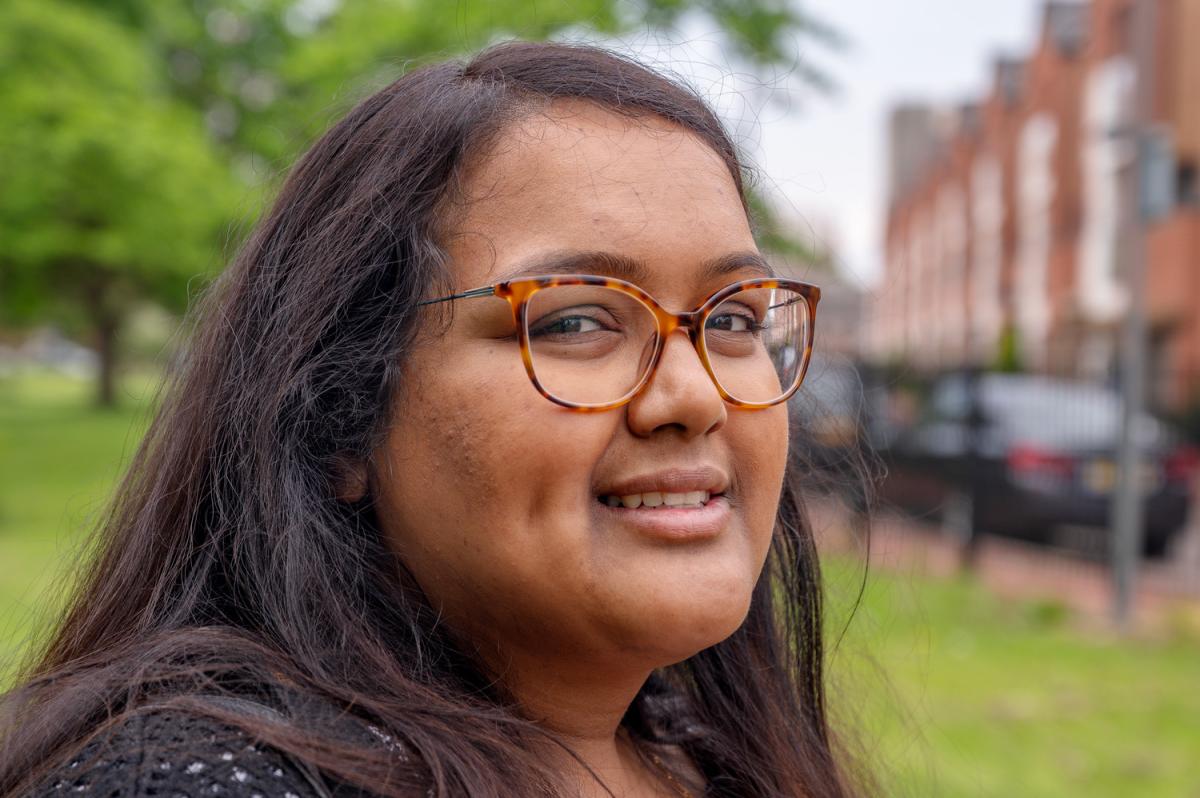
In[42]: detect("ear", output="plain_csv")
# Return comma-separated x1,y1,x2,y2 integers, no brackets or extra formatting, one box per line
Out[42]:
333,455,369,503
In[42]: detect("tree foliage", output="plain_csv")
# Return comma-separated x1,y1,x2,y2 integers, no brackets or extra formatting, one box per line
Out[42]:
0,0,238,404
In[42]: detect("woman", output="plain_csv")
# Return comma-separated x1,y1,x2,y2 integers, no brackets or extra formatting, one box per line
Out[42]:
1,41,861,797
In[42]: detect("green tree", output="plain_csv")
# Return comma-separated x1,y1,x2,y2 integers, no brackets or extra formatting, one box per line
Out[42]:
993,325,1024,374
0,0,238,406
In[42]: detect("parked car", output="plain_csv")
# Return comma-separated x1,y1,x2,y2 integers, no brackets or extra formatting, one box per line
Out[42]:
877,372,1197,557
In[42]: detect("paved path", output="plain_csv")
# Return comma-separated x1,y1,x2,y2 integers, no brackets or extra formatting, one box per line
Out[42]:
810,497,1200,637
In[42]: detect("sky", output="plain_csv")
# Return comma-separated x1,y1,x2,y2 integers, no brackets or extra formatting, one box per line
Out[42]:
609,0,1048,288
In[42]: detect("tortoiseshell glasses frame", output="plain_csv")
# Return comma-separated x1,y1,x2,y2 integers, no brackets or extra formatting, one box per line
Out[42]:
418,274,821,412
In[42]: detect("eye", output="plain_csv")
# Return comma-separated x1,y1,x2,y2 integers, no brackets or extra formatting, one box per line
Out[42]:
533,315,605,336
706,309,760,334
528,305,618,338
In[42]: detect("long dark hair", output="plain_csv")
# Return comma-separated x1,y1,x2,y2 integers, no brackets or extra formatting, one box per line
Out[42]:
1,41,863,797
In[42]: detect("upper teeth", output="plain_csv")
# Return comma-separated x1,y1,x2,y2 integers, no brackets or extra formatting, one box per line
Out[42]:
603,491,710,509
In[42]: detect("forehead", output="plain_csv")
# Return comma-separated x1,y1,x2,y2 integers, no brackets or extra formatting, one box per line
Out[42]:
441,101,756,291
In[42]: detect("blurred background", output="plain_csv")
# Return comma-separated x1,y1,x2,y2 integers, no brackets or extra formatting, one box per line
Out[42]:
1,1,1198,796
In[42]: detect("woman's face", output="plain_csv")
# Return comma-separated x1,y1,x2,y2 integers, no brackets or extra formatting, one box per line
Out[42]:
370,102,789,676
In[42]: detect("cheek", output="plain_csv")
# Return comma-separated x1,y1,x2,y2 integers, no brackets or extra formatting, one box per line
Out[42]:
372,344,618,629
689,406,788,626
730,405,790,542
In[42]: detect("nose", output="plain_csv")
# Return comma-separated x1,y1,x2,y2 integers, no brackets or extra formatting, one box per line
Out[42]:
624,329,726,439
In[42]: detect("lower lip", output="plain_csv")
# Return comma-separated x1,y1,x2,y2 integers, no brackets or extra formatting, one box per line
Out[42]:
595,495,732,541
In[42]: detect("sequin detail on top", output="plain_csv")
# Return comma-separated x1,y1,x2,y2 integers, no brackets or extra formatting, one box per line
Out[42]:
35,709,350,797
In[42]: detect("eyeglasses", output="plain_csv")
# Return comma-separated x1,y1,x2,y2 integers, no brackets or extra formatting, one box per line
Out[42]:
419,274,820,412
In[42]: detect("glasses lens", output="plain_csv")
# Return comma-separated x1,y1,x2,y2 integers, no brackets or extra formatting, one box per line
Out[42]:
525,284,658,406
703,286,809,405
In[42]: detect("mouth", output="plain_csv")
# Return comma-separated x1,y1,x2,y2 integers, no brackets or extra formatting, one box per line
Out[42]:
592,467,731,541
596,490,718,510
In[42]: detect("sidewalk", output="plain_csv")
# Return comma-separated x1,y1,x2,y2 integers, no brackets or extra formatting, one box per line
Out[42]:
810,497,1200,638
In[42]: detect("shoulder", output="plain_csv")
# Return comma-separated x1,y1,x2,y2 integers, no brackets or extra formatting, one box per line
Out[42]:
31,708,335,798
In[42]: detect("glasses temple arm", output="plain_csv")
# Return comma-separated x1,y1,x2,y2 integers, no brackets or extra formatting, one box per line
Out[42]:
768,296,809,311
417,286,497,306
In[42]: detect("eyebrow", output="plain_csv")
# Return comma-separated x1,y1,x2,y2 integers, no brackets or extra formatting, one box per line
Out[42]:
494,249,777,284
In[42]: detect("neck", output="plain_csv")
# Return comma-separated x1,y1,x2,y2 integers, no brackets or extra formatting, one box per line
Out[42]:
484,648,675,796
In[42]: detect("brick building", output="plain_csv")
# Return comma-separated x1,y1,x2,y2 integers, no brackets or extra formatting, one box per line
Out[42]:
873,0,1200,411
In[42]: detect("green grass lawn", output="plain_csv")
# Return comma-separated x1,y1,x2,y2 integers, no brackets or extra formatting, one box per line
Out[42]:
822,559,1200,797
0,369,156,679
2,370,1198,797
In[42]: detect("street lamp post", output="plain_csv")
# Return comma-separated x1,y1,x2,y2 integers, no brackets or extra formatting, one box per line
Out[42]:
1111,0,1172,631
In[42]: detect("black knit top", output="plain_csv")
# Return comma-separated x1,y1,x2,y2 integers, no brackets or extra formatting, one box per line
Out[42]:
29,689,705,797
31,706,374,798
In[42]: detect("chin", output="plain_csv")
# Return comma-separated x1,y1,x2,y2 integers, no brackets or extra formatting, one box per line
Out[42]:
620,578,756,664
